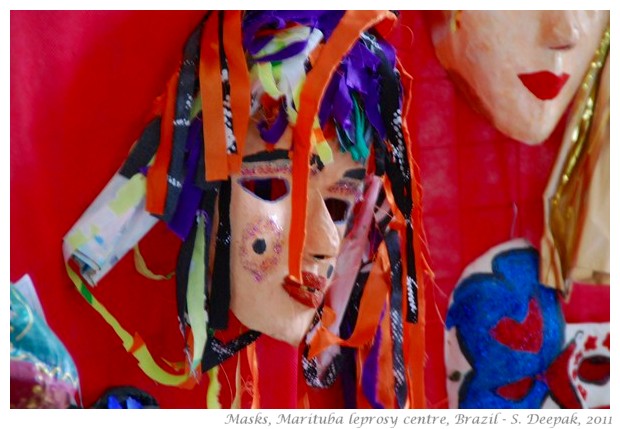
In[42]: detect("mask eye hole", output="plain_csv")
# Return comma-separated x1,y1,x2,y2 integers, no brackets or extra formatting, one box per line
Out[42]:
239,178,289,202
324,198,349,223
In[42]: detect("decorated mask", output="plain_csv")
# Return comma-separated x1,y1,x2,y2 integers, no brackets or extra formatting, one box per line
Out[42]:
445,240,565,408
229,124,365,345
428,11,609,144
63,11,429,409
445,240,610,409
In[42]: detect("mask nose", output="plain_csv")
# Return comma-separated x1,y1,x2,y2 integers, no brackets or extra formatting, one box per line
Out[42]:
303,188,340,262
539,10,581,51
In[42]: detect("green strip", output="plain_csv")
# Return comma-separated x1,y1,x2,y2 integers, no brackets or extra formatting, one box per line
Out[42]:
187,215,208,370
65,263,192,386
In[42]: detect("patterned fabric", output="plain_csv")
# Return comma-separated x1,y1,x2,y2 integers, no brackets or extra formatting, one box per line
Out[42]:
10,277,79,408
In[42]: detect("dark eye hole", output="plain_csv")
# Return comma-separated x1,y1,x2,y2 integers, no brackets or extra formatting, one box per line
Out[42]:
324,198,349,223
239,178,289,202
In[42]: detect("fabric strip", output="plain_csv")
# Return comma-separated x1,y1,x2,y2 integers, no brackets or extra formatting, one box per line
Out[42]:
119,118,161,179
146,69,179,215
209,179,232,329
289,10,395,281
222,11,251,175
200,12,228,182
384,229,408,408
162,23,202,222
202,331,261,371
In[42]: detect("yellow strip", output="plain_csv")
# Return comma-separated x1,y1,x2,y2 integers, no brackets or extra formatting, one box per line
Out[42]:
133,244,174,281
65,263,193,386
206,366,222,408
255,62,281,99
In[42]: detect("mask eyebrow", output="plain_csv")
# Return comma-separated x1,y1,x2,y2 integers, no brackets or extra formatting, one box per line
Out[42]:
242,149,290,163
343,168,366,180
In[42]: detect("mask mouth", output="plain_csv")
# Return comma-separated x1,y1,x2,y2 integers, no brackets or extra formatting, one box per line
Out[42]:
517,71,570,100
282,271,327,308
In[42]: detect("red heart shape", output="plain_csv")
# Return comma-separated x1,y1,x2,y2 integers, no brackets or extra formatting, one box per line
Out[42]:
491,298,543,353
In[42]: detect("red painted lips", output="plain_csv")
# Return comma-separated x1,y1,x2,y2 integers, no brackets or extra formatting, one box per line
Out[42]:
283,271,327,308
518,71,570,100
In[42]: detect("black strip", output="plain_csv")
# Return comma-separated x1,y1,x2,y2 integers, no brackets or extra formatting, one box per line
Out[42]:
242,149,291,163
384,229,408,409
195,136,210,189
175,217,198,337
343,168,366,180
404,225,417,322
119,118,162,178
209,179,232,329
377,54,418,323
201,330,261,371
162,23,202,222
200,185,219,329
302,267,370,390
371,130,386,177
310,154,325,171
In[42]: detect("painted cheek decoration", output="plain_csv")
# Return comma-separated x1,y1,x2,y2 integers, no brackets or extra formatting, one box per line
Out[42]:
240,219,283,282
518,71,570,100
283,271,327,308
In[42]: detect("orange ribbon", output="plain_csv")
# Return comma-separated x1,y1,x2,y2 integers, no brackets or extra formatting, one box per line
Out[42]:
307,241,392,360
288,10,396,282
200,12,228,182
222,10,251,175
146,70,179,215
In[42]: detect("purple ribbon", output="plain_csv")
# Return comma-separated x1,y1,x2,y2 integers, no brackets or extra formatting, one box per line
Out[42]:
258,101,289,144
242,11,344,57
253,40,309,63
167,117,204,240
361,304,386,409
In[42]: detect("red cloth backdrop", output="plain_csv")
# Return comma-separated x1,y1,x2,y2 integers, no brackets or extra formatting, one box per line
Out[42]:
10,11,564,408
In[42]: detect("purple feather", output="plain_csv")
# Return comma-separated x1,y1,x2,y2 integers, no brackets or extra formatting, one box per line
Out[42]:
333,76,353,130
319,74,341,127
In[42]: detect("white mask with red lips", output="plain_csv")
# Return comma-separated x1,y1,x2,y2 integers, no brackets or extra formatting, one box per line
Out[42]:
428,10,609,144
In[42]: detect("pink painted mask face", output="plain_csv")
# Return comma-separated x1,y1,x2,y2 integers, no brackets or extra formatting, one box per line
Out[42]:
227,123,364,345
429,11,609,144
